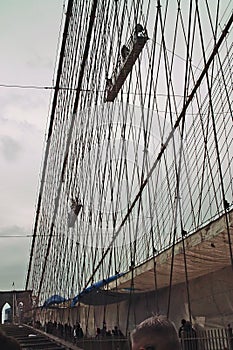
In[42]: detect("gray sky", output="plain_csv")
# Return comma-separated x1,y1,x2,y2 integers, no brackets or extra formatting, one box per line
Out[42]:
0,1,64,290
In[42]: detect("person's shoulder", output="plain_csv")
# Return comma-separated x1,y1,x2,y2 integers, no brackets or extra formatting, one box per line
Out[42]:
0,334,22,350
8,336,21,344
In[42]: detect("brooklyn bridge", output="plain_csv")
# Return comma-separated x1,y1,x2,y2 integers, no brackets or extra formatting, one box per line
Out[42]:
0,0,233,349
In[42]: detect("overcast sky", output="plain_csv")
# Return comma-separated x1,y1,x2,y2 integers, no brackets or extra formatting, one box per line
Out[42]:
0,1,64,291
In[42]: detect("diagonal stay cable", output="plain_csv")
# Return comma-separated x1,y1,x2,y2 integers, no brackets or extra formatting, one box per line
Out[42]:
82,12,233,291
167,0,194,320
196,0,233,270
25,0,74,290
36,0,99,299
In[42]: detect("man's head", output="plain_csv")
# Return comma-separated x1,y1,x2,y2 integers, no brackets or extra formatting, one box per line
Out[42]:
131,315,180,350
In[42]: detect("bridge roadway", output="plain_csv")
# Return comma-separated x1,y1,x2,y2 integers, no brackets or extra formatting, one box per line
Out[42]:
0,324,82,350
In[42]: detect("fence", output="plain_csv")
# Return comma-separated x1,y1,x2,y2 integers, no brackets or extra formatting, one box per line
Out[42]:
76,338,129,350
181,328,233,350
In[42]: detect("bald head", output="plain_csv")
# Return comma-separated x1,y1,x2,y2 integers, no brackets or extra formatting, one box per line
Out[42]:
131,315,180,350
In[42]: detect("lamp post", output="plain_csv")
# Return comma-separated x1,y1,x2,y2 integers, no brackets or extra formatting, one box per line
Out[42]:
12,282,15,324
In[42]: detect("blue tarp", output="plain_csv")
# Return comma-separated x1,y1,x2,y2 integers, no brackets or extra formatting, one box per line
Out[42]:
71,272,125,307
43,294,67,308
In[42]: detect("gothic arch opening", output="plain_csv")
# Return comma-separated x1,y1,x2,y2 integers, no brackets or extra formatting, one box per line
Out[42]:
1,302,12,324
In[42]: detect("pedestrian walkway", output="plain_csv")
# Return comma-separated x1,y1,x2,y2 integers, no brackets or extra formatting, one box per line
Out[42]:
29,325,83,350
0,324,83,350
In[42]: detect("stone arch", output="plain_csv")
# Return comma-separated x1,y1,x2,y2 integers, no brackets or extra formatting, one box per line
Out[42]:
1,302,12,324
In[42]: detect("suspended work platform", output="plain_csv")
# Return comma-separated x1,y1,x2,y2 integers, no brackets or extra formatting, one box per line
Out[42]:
105,24,148,102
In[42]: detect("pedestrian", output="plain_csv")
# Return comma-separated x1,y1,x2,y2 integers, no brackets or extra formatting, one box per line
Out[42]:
73,322,84,341
96,327,101,338
179,319,187,338
181,321,198,350
227,324,233,350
